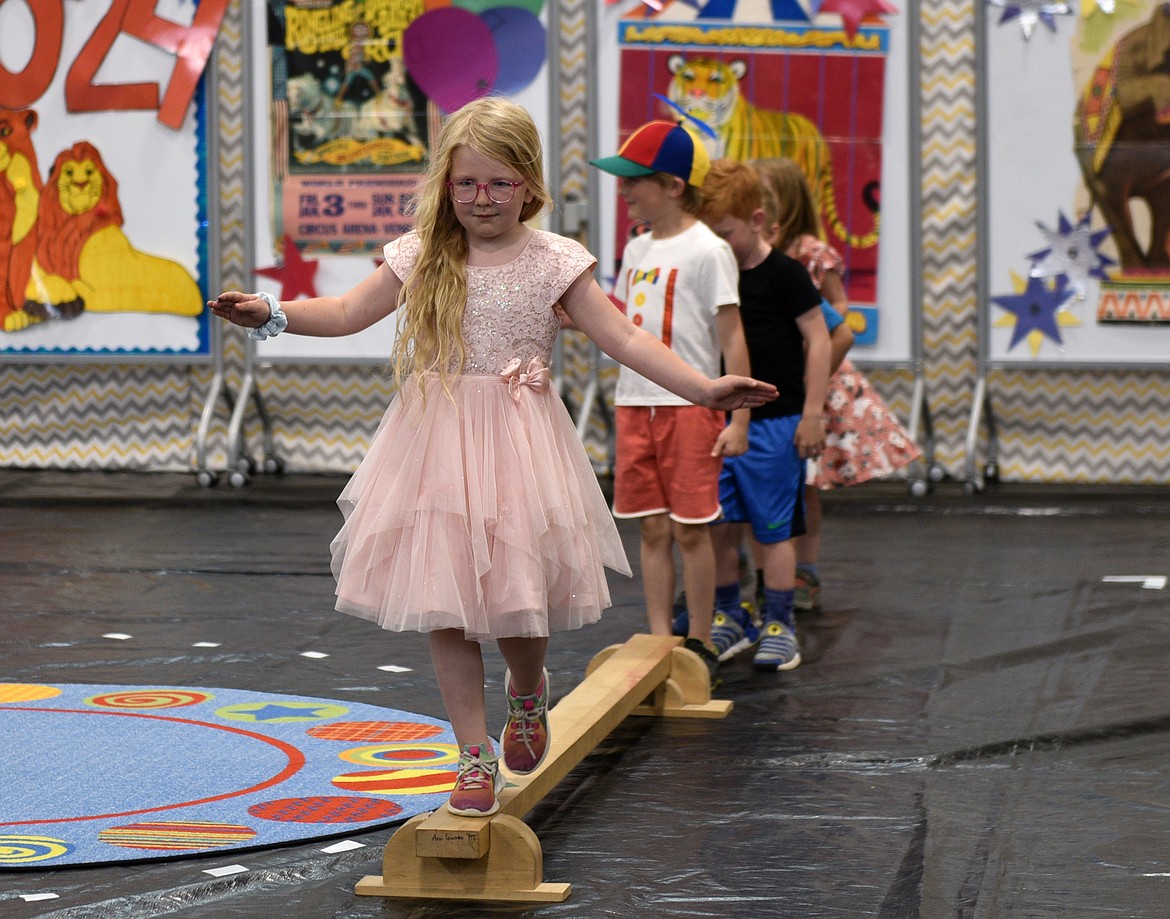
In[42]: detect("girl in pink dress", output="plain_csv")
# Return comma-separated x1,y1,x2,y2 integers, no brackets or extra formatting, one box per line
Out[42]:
754,157,921,611
211,97,776,819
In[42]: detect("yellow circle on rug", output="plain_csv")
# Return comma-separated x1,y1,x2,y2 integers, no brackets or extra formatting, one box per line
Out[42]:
0,835,72,863
0,684,63,704
339,742,460,767
331,768,457,795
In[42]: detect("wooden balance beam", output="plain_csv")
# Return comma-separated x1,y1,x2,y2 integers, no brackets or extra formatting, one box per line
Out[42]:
354,633,732,903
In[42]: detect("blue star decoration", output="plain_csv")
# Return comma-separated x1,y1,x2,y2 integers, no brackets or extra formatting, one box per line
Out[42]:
988,0,1074,39
1026,210,1115,299
992,272,1078,356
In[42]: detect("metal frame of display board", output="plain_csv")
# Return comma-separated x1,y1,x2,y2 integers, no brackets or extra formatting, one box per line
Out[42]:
965,4,1170,494
194,11,269,488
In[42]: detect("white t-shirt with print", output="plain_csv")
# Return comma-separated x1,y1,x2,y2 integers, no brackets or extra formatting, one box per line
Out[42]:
613,221,740,407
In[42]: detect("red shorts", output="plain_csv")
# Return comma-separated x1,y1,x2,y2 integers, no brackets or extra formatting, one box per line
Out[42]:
613,405,725,523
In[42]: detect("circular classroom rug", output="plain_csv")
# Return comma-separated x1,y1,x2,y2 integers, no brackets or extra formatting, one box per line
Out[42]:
0,683,464,869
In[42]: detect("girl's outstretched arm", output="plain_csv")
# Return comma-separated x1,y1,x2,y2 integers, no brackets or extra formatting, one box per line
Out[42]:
559,268,778,412
208,262,404,337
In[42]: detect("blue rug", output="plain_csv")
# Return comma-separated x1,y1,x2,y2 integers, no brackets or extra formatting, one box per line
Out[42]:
0,683,464,869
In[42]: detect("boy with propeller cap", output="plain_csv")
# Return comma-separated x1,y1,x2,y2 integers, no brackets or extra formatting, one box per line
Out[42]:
591,121,756,681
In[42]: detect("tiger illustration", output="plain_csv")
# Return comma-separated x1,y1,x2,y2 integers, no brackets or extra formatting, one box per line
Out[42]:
666,54,879,249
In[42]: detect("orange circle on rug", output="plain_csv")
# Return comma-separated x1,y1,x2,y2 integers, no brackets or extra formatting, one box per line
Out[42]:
306,721,444,743
247,796,403,824
86,690,212,709
331,768,457,795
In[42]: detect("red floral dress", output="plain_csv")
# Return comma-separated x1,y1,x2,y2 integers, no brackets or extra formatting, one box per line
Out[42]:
793,235,921,489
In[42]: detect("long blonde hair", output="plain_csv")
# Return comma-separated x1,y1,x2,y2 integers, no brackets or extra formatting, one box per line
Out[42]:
392,97,551,393
752,156,822,256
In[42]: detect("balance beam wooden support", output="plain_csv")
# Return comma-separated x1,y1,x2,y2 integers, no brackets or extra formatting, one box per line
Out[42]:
355,633,732,903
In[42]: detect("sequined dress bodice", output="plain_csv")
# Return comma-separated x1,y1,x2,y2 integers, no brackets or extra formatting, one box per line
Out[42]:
383,230,596,374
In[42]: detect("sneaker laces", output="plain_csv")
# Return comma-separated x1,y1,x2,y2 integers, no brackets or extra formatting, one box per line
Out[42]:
456,747,495,791
506,689,545,757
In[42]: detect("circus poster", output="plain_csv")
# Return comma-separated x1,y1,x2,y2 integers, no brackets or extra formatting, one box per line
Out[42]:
616,17,888,313
266,0,549,258
267,0,429,258
0,0,224,360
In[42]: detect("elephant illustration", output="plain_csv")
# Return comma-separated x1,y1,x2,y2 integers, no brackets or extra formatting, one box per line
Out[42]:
1074,3,1170,272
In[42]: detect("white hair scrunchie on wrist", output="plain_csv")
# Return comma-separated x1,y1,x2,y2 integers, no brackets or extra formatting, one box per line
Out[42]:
247,291,289,340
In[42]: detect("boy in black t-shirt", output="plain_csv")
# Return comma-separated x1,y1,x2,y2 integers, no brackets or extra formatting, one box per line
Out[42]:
698,159,830,671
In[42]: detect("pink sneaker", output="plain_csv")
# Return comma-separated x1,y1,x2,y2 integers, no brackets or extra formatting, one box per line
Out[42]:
501,668,550,775
447,744,505,817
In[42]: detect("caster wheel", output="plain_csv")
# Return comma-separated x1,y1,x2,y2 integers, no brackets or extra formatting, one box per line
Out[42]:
963,479,983,496
262,455,285,475
235,455,257,475
928,463,945,483
909,478,930,498
983,462,999,483
196,469,219,489
228,469,249,489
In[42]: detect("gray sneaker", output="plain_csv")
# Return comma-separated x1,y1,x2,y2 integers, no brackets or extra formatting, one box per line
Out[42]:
709,606,761,661
752,620,802,672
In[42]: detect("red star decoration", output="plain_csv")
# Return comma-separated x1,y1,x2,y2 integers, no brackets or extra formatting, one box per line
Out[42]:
819,0,898,39
253,235,319,299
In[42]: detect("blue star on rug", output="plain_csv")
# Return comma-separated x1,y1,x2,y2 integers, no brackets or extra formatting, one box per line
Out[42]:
233,703,339,722
992,273,1077,355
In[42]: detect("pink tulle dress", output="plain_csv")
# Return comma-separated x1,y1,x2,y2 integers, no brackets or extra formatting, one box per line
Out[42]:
792,235,921,489
330,230,631,641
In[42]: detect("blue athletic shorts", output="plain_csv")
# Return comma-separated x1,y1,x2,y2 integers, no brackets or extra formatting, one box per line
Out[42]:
717,415,807,544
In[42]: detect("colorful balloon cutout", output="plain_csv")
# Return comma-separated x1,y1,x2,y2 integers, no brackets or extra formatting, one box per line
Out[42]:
455,0,545,16
480,7,546,96
403,8,499,114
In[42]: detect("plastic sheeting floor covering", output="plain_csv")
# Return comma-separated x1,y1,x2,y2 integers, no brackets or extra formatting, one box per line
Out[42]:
3,470,1170,919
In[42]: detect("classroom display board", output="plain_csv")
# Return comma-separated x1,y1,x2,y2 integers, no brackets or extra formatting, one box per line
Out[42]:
594,0,915,365
0,0,221,361
249,0,552,363
984,0,1170,365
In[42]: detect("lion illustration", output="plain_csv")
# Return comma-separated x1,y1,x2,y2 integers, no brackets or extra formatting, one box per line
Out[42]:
24,141,202,321
0,108,43,332
666,54,879,249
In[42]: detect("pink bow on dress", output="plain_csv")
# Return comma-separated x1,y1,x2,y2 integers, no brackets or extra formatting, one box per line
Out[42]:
500,357,550,401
